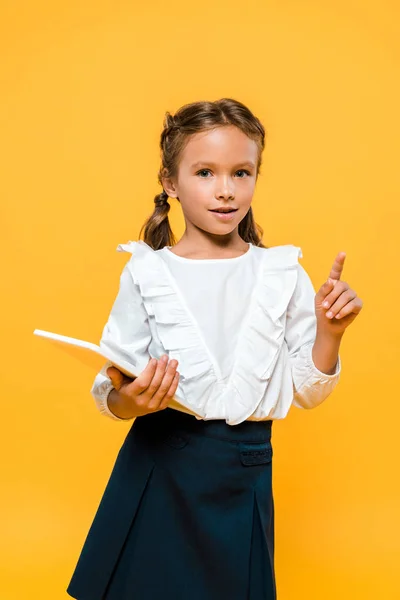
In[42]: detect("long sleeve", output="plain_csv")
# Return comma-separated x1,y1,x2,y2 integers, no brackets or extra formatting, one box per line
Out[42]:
285,263,342,410
90,256,152,421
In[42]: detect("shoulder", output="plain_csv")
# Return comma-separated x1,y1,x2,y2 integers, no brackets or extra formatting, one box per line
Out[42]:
113,240,146,286
253,243,303,269
116,240,140,255
115,240,154,270
115,240,161,259
114,240,167,289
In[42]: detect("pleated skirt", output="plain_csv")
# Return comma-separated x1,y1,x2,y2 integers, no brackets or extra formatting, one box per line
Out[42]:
67,408,276,600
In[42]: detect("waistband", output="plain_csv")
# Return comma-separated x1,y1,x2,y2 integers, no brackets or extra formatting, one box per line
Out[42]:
135,407,273,443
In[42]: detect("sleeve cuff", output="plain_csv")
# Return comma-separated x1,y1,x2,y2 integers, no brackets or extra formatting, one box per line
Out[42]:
91,362,134,422
291,342,342,410
93,379,126,421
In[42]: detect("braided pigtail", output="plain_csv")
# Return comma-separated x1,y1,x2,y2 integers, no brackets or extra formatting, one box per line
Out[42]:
139,189,177,250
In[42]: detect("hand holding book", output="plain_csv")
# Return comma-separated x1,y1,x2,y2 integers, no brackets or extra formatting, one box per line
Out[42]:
106,354,180,419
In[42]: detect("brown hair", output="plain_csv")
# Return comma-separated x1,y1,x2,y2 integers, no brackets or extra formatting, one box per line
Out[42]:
139,98,268,249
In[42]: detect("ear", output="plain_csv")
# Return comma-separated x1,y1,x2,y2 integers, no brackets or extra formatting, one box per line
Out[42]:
161,168,179,199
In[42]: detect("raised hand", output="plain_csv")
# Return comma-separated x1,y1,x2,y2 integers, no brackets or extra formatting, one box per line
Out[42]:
315,252,363,336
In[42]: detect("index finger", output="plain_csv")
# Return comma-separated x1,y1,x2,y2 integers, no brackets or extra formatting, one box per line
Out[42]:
328,252,346,281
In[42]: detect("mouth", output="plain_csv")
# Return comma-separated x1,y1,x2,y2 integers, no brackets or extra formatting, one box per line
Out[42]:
209,208,238,221
208,208,238,213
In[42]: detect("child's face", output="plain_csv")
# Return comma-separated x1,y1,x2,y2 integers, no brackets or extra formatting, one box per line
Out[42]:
163,125,259,238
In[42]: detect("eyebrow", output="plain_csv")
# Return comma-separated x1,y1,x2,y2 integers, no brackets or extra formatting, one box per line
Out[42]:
190,161,256,169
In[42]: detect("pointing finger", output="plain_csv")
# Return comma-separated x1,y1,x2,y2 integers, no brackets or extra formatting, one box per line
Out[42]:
328,252,346,281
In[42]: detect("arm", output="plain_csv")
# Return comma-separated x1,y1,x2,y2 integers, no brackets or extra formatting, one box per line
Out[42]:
312,330,343,375
91,256,152,421
285,264,342,410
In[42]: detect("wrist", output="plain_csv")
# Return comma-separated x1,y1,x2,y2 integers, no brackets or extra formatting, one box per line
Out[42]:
312,329,343,375
107,388,137,420
316,327,345,342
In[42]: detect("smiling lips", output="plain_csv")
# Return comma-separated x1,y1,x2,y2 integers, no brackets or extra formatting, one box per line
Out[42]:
209,208,238,213
209,208,238,221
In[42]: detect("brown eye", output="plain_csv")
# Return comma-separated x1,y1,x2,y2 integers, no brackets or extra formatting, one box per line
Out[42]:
197,169,212,177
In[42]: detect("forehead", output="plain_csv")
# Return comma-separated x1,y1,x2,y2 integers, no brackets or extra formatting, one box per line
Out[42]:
180,125,258,167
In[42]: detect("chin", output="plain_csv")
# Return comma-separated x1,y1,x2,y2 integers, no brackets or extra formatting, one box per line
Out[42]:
203,225,238,235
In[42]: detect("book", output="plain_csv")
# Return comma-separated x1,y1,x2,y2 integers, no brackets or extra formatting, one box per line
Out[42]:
33,329,200,418
33,329,139,379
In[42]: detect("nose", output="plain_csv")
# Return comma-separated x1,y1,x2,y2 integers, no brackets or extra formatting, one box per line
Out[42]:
216,176,235,200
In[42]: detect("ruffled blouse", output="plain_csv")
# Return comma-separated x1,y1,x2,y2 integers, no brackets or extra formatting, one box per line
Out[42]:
91,240,341,425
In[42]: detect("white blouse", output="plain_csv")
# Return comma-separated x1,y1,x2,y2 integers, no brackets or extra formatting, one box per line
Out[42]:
159,243,259,384
91,240,341,425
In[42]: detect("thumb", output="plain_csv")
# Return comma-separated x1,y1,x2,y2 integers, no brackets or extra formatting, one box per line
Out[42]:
106,366,125,390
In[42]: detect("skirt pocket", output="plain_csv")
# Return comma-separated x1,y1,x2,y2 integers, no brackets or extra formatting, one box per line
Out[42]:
239,441,273,466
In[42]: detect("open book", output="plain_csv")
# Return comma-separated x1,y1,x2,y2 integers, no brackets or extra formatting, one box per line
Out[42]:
33,328,193,414
33,329,139,379
33,329,204,419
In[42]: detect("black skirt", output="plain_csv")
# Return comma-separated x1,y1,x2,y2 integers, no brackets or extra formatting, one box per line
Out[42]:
67,408,276,600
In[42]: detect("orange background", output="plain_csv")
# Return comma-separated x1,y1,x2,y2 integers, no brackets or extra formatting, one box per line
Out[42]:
1,1,399,598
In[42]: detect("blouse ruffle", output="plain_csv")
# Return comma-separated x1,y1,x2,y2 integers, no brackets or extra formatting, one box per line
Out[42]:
115,240,305,426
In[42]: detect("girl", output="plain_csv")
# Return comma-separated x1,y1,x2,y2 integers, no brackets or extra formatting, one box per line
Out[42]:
67,98,362,600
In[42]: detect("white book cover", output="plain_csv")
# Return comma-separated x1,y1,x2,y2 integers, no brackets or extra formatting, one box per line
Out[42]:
33,328,192,413
33,329,139,379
